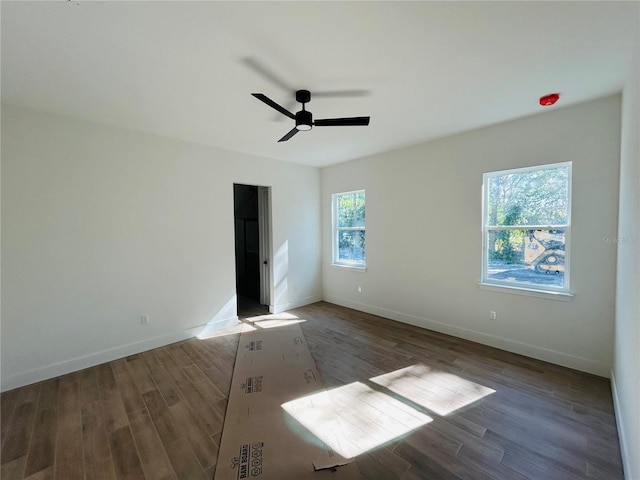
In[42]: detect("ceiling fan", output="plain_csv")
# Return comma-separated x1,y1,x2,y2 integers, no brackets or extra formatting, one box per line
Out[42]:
252,89,370,142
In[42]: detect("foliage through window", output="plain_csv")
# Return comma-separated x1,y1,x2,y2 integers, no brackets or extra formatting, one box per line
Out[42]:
332,190,366,268
482,163,571,292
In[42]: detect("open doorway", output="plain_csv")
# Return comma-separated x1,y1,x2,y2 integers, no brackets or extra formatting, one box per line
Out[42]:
233,184,271,318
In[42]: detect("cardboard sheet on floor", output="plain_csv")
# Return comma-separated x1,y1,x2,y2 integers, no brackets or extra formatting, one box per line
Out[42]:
214,322,361,480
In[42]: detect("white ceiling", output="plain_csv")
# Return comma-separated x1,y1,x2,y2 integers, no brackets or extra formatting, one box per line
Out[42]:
2,1,638,167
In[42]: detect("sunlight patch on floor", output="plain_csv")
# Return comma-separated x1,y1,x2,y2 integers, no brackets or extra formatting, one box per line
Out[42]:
281,381,432,459
245,312,307,329
197,321,253,339
370,363,495,416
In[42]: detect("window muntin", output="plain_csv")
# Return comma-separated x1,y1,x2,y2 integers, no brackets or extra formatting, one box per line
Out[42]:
332,190,366,268
482,163,571,292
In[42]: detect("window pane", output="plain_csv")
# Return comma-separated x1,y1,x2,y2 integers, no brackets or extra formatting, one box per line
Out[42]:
337,192,365,228
487,166,569,226
337,229,365,265
486,229,566,288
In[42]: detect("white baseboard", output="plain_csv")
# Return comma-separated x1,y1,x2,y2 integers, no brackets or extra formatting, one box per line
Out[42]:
324,295,611,377
271,295,322,314
0,318,236,392
611,370,635,480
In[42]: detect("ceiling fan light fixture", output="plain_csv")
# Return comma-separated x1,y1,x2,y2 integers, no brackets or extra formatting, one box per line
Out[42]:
296,109,313,131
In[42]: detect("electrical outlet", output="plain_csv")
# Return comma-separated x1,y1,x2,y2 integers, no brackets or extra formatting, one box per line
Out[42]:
489,311,497,320
141,314,150,325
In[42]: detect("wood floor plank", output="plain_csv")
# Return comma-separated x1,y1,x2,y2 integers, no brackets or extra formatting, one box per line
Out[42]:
81,400,112,468
141,389,183,446
85,457,117,480
125,357,157,395
164,437,207,480
356,452,402,480
356,447,410,480
139,350,162,370
165,344,194,368
24,465,53,480
401,465,456,480
480,405,588,469
457,444,527,480
58,370,82,387
96,363,129,433
443,410,486,438
128,408,177,480
199,340,235,371
1,388,21,451
168,400,220,471
54,424,84,480
484,398,588,449
483,428,587,479
586,460,624,480
201,362,233,395
109,426,146,480
584,434,624,477
394,436,485,480
502,451,562,480
368,446,412,478
1,384,41,465
1,455,27,480
428,418,506,472
173,378,224,435
181,364,226,402
24,379,59,477
148,365,182,407
571,402,618,431
78,367,101,406
216,338,239,363
204,465,216,480
188,335,228,363
112,360,146,414
179,340,214,371
58,380,82,429
157,358,225,435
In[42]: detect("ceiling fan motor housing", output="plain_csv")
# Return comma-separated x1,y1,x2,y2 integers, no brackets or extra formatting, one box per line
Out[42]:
296,109,313,130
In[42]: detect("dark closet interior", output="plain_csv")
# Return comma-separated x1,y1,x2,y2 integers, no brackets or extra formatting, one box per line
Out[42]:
233,184,260,302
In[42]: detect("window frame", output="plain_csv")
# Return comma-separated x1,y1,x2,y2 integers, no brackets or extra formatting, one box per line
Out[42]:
332,189,366,270
481,162,572,295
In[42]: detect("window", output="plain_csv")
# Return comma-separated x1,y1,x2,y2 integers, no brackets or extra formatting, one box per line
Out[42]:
332,190,366,268
482,162,571,293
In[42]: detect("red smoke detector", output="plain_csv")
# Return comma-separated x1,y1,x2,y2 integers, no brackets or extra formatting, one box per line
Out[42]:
539,93,560,106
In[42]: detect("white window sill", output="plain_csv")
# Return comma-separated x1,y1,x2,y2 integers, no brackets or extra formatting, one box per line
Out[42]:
331,263,367,272
478,282,574,301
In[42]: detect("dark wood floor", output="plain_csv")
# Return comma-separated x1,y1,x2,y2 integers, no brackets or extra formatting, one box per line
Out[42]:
1,302,624,480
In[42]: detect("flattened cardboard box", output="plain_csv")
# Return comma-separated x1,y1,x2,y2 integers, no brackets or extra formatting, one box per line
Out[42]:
215,323,362,480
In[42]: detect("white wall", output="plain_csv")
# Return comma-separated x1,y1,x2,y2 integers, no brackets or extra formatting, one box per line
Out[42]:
1,104,322,391
322,95,621,377
613,45,639,480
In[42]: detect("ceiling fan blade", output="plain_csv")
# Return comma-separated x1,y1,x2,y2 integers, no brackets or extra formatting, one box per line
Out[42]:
242,57,292,91
278,127,299,142
252,93,296,120
272,99,298,122
314,116,370,127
